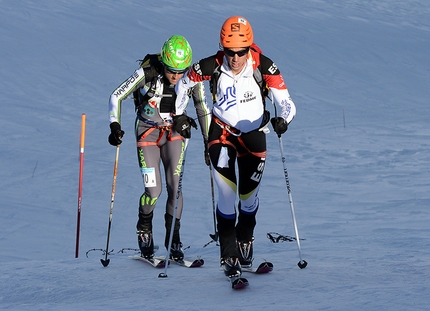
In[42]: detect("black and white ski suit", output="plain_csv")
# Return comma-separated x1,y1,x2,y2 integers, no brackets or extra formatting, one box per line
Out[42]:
175,48,296,259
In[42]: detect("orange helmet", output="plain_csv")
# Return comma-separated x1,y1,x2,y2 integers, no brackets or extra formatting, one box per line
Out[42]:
220,16,254,48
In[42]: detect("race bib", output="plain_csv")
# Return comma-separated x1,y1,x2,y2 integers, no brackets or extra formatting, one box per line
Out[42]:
141,167,156,187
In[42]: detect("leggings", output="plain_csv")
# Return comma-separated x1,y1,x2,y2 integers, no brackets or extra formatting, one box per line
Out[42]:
136,121,185,218
208,120,267,219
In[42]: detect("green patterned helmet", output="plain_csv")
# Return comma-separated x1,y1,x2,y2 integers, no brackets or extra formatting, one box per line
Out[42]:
161,35,192,71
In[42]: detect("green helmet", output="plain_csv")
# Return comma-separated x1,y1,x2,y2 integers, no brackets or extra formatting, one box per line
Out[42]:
161,35,192,70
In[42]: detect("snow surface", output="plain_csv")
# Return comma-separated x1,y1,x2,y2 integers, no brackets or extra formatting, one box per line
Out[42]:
1,0,430,310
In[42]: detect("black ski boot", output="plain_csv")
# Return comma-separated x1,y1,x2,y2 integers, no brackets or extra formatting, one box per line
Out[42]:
237,237,254,267
164,213,184,260
235,209,256,266
221,257,242,277
137,231,154,259
137,212,154,258
170,242,184,261
217,212,239,260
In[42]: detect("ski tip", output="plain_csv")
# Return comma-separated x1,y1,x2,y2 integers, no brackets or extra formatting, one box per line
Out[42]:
256,261,274,274
100,258,110,267
192,259,205,267
155,261,167,268
242,261,273,274
231,277,249,289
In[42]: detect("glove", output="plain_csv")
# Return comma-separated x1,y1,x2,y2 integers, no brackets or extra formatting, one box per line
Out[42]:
108,122,125,146
172,114,197,139
204,140,210,166
270,117,288,136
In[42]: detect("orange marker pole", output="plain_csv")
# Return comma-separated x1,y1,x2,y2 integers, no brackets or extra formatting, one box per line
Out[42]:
75,113,86,258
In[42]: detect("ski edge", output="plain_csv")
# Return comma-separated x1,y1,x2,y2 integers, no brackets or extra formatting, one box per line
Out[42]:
129,255,167,268
170,258,205,268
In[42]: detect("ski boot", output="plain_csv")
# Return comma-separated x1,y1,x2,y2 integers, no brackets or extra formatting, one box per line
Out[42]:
136,211,154,259
169,242,184,261
137,231,154,259
164,213,183,260
221,257,242,277
237,237,254,267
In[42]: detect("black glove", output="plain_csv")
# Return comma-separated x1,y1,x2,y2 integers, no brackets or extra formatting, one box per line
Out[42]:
204,140,210,166
108,122,125,146
271,117,288,136
173,114,197,139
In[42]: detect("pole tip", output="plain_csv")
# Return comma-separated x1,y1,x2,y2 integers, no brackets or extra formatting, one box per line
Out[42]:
298,260,308,269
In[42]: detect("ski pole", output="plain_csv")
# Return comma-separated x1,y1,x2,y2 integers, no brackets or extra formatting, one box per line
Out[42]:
75,113,86,258
159,139,189,278
100,145,120,267
209,166,219,243
269,93,307,269
277,135,307,269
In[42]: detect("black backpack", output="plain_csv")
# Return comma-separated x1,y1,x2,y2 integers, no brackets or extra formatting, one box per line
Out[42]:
133,53,163,112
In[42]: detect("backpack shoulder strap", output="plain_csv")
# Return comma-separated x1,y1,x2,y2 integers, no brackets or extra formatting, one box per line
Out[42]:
139,53,163,78
250,44,269,101
140,53,162,68
209,51,225,101
249,44,263,90
133,53,163,111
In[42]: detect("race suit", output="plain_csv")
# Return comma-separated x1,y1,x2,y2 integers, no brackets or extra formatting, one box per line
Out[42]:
109,62,210,229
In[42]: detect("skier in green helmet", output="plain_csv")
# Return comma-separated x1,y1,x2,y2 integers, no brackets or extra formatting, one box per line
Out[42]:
108,35,210,261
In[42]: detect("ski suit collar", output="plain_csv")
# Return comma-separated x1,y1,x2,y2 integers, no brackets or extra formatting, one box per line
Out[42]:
220,55,254,79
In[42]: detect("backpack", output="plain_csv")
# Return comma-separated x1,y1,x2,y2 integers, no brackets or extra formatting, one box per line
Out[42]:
133,53,163,112
209,43,269,105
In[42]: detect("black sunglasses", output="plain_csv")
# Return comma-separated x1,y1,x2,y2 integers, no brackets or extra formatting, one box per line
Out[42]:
224,47,250,57
165,66,188,75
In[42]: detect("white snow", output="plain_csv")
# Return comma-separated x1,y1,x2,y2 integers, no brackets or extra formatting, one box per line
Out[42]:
1,0,429,310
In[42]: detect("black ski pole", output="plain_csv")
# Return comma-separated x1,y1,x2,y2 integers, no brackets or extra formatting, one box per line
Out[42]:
159,139,189,278
269,93,307,269
100,145,120,267
277,134,307,269
209,166,219,243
